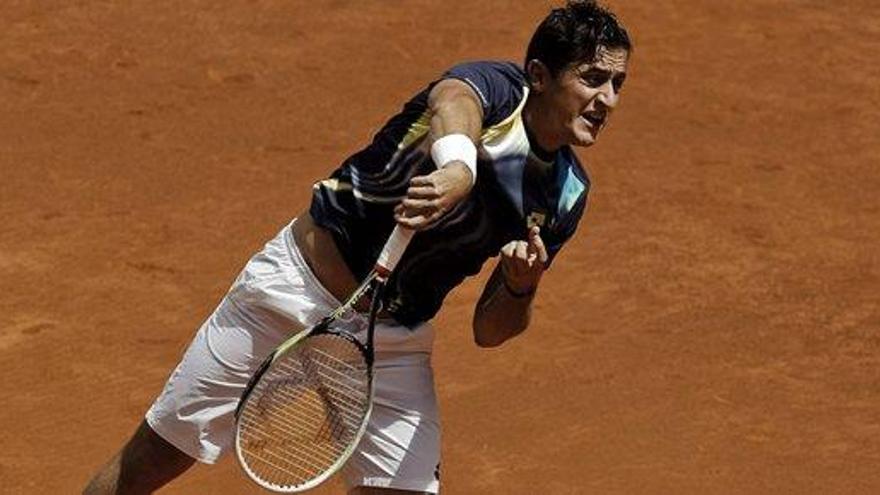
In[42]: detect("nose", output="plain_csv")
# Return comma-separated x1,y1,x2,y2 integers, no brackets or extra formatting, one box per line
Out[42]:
597,80,619,110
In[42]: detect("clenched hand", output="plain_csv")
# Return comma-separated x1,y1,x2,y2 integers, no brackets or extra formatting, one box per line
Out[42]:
499,226,548,295
394,162,473,230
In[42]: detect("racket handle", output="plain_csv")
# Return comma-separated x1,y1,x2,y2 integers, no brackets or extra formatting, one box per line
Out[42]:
375,225,414,278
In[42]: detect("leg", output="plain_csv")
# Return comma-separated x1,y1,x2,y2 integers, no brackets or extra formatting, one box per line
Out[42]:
83,420,195,495
83,222,333,493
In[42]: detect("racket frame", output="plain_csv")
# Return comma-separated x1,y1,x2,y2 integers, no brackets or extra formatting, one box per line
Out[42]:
234,324,376,492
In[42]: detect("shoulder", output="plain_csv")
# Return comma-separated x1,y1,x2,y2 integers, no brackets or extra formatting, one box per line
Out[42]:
443,61,527,87
440,61,528,126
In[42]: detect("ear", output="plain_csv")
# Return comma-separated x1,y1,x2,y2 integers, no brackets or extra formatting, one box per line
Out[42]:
526,59,550,93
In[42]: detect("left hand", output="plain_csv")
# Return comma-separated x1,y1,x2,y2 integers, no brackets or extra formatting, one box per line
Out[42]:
499,226,549,295
393,162,473,230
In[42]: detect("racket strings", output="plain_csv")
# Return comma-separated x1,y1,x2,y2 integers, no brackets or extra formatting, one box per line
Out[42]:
237,333,370,490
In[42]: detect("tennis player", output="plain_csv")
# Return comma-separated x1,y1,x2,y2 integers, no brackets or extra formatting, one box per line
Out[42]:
84,1,631,493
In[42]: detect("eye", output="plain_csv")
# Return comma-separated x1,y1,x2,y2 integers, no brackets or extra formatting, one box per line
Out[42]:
578,70,605,87
612,75,626,92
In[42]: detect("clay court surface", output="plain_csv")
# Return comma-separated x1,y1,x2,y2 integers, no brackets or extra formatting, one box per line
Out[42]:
2,1,879,493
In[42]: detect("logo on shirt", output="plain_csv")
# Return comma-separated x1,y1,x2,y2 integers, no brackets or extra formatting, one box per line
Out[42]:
526,210,547,229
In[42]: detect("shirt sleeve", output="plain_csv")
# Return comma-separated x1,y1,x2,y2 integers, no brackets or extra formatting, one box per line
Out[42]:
441,61,527,127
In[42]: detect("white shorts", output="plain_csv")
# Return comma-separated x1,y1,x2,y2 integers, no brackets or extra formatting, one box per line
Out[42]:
146,220,441,493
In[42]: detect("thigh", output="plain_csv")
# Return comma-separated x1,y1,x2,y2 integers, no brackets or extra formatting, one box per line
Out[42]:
145,223,334,463
145,284,303,463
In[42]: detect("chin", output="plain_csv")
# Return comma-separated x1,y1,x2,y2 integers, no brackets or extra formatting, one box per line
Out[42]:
568,124,599,148
571,133,597,148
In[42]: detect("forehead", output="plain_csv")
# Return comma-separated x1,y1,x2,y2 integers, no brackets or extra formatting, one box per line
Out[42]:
576,45,629,73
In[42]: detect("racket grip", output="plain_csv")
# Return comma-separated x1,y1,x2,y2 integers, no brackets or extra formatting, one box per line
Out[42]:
375,225,414,277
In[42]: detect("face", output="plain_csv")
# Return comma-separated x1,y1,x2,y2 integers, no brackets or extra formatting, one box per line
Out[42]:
530,46,629,148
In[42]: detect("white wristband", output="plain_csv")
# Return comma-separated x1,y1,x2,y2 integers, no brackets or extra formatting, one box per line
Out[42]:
430,133,477,185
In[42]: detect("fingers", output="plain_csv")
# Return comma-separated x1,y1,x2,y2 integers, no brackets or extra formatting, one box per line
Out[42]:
394,202,445,230
500,241,516,259
394,175,439,230
395,168,472,230
515,240,531,264
502,228,547,262
395,190,446,230
401,197,440,211
527,226,549,264
501,240,538,269
406,184,437,200
499,236,544,295
394,213,436,230
408,175,434,187
500,227,548,278
528,225,540,241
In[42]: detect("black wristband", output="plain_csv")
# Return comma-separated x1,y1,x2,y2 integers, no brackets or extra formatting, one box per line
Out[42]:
502,277,535,298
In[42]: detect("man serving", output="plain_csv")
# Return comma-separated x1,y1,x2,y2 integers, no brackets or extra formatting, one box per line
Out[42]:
85,1,632,493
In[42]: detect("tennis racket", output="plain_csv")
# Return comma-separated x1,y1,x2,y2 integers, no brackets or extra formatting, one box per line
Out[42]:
234,225,414,493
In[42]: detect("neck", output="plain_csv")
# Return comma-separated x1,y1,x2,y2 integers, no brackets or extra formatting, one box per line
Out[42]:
523,96,563,155
524,120,557,163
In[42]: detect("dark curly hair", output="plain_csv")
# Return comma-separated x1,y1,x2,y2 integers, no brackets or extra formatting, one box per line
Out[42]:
526,0,632,76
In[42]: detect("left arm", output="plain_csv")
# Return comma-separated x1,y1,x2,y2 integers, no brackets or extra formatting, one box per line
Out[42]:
473,226,548,347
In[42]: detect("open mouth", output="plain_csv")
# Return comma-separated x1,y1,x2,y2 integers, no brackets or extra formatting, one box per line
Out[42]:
581,109,606,128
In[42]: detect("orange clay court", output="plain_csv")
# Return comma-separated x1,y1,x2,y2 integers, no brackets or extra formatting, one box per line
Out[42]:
1,1,878,493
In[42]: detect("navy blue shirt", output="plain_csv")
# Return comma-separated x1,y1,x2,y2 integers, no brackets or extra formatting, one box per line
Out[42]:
310,61,590,326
